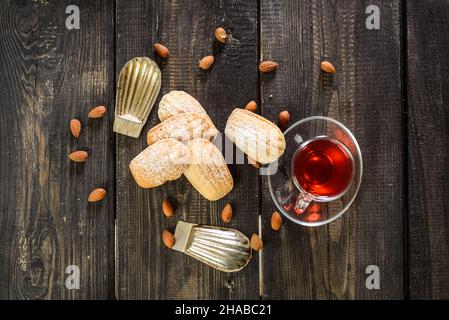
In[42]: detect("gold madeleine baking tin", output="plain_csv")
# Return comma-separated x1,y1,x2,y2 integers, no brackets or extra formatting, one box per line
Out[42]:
114,57,161,138
172,221,252,272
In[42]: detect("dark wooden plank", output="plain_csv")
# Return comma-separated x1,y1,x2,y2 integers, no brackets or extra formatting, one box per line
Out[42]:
407,0,449,299
115,0,259,299
260,0,404,299
0,0,114,299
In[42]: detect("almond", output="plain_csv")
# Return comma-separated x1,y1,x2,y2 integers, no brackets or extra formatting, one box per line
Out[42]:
88,188,106,202
70,119,81,138
162,230,175,248
214,27,227,44
251,234,263,251
259,60,278,73
154,43,169,58
221,203,233,223
278,110,290,129
162,198,174,217
199,55,214,70
320,60,336,74
88,105,107,118
247,156,260,168
245,101,257,112
68,150,88,162
271,211,282,231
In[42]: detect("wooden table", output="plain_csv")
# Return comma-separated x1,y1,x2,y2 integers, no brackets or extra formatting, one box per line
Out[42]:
0,0,448,300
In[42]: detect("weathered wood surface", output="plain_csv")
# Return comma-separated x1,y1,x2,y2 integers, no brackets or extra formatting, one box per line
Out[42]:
260,0,404,299
0,0,114,299
115,0,260,299
407,0,449,299
1,0,449,300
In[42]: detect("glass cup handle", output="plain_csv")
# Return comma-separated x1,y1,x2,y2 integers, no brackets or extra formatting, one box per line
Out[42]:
294,192,313,214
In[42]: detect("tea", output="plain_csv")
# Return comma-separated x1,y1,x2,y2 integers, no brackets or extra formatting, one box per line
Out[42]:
292,136,354,199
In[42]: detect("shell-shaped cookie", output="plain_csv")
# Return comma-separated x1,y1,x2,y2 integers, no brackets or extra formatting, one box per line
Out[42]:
158,90,207,121
147,113,218,145
129,138,189,188
114,57,161,138
183,138,233,201
225,108,286,164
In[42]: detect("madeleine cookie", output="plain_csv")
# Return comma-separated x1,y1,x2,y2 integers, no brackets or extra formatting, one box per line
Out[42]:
225,108,286,164
129,138,189,188
183,138,233,201
147,113,218,145
158,90,207,121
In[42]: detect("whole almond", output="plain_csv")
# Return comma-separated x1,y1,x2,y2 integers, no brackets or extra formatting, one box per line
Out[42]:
70,119,81,138
320,60,336,73
221,203,233,223
68,150,88,162
88,105,107,118
245,101,257,112
162,230,175,248
259,60,278,73
199,55,214,70
271,211,282,231
162,198,174,217
251,234,263,251
278,110,291,129
88,188,106,202
154,43,169,58
248,156,260,168
214,27,227,44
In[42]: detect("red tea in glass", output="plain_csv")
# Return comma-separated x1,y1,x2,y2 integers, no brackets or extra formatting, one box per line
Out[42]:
292,136,354,200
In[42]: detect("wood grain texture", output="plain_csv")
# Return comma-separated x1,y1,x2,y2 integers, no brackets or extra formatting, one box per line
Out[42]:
0,0,114,299
260,0,404,299
115,0,260,299
407,0,449,299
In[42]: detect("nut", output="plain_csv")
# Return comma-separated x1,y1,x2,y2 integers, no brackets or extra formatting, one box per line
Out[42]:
154,43,169,58
271,211,282,231
88,105,107,118
88,188,106,202
259,60,278,73
221,203,233,223
68,150,88,162
247,156,260,168
199,55,214,70
214,27,227,43
278,110,290,129
70,119,81,138
245,101,257,112
162,198,174,217
320,61,336,73
162,230,175,248
251,234,263,251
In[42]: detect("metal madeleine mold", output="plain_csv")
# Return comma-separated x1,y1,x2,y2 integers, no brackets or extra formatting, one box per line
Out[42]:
114,57,161,138
172,221,252,272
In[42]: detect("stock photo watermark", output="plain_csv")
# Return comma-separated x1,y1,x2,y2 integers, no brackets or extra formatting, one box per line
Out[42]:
65,5,80,30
